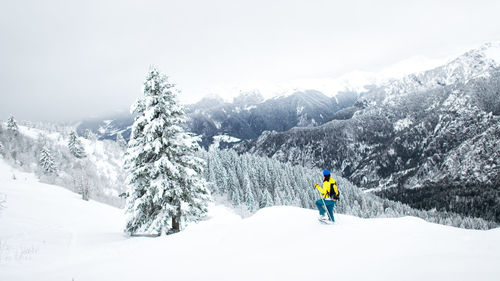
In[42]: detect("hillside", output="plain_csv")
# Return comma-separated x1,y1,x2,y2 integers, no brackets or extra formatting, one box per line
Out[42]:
0,122,127,208
1,159,499,281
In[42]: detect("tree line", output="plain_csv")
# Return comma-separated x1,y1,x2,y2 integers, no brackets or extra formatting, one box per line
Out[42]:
202,148,497,230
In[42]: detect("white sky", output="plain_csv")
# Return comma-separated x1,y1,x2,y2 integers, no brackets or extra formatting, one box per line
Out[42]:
1,0,499,122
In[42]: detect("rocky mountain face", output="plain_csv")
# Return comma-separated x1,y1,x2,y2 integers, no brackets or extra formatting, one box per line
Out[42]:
185,89,359,148
235,43,500,223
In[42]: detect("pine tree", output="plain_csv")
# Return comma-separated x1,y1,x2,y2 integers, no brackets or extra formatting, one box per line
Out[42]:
39,147,57,175
124,67,211,235
68,131,86,158
6,116,19,135
241,174,255,212
260,188,274,208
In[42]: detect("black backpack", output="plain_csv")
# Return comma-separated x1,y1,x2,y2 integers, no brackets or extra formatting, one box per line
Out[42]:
329,181,340,200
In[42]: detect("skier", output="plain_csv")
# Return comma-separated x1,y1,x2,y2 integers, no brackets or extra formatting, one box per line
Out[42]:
314,169,338,223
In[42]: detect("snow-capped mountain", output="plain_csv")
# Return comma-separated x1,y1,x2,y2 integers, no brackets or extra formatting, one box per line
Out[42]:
213,54,449,101
235,42,500,223
374,41,500,101
77,89,359,148
75,49,456,147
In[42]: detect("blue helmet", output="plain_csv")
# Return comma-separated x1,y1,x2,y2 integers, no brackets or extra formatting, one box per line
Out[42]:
323,169,330,176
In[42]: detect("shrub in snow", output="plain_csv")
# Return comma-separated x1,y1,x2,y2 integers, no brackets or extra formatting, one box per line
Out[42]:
124,67,211,235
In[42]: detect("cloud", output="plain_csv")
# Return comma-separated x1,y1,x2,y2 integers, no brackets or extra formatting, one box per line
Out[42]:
1,0,499,121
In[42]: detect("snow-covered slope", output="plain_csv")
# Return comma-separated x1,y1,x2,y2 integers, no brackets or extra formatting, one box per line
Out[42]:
1,159,499,281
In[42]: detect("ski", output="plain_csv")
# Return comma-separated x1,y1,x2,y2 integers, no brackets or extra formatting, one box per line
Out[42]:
318,218,334,225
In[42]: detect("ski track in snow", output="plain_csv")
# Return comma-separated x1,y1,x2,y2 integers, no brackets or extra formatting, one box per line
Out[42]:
0,159,499,281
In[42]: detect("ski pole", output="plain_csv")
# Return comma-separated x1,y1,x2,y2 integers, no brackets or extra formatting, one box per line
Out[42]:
316,187,334,222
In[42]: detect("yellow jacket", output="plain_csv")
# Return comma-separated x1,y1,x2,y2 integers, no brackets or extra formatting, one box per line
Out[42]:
315,178,338,201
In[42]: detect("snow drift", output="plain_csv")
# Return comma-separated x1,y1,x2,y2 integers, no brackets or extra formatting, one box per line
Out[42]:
0,159,499,281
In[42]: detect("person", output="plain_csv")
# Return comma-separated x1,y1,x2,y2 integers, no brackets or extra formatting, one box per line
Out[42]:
314,169,338,222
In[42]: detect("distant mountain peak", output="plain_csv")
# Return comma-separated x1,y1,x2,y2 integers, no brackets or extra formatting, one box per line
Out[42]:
232,90,264,105
360,41,500,102
194,94,225,108
445,41,500,72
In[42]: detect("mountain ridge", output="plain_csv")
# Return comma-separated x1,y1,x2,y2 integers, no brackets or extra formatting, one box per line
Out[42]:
76,42,500,146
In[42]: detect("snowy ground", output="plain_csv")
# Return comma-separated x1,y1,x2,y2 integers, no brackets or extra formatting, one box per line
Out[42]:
0,159,499,281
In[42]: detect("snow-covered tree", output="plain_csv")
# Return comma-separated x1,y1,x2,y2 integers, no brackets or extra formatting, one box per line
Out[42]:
6,116,19,135
84,129,97,141
260,188,274,208
73,161,94,201
39,147,57,175
124,67,211,235
116,132,127,148
68,131,86,158
241,174,255,212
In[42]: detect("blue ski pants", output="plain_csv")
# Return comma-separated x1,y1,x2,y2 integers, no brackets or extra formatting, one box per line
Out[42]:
316,199,335,221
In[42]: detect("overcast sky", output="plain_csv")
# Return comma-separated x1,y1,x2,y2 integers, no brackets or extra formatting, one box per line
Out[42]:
1,0,499,122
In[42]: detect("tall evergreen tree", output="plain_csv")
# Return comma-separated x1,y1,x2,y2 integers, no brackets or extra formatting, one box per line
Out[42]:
68,131,86,158
124,68,211,235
